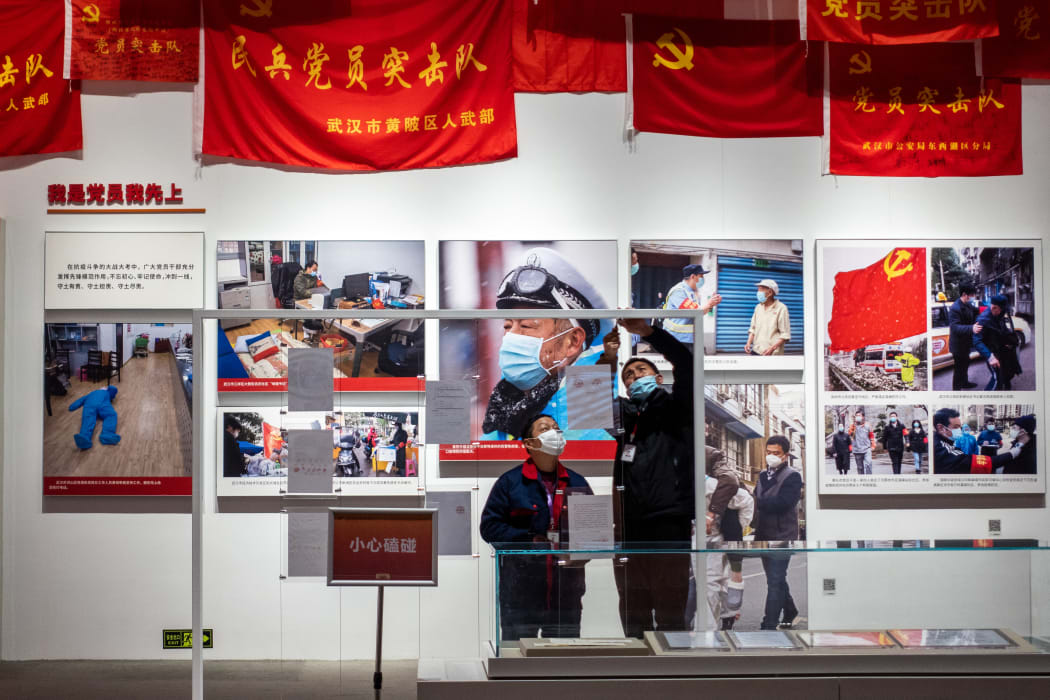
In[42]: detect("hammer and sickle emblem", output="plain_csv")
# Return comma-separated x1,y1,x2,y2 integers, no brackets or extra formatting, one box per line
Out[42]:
848,51,872,75
883,249,914,281
240,0,273,18
652,28,694,71
81,3,100,24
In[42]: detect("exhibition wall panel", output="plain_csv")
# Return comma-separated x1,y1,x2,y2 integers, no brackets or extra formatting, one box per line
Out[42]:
2,80,1049,662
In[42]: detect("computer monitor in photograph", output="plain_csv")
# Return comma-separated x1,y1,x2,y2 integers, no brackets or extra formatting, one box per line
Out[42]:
342,273,371,300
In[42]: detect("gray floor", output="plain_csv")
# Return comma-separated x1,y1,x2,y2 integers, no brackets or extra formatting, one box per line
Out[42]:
0,660,418,699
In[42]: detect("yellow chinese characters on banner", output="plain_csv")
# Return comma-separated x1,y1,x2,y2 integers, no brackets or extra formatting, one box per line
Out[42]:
69,0,200,82
829,42,1021,176
809,0,999,43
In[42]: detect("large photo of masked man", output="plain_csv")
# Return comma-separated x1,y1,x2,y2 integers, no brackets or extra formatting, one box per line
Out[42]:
439,241,617,446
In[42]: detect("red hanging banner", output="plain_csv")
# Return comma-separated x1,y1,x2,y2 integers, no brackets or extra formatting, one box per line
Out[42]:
807,0,1000,43
828,247,927,353
202,0,516,171
981,0,1050,77
67,0,200,82
631,17,823,138
0,0,82,157
513,0,721,93
828,42,1022,176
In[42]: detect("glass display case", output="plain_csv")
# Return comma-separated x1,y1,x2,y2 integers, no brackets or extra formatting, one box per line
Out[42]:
488,540,1050,676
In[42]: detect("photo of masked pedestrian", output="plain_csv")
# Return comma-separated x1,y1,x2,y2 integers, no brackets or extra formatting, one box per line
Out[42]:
613,317,738,638
947,283,981,389
880,411,906,475
974,294,1023,391
831,423,851,475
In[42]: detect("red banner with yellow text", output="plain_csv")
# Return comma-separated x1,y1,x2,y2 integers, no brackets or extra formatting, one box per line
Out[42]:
68,0,199,81
828,43,1022,176
202,0,515,171
0,0,81,156
808,0,1000,43
631,17,823,138
981,0,1050,77
513,0,722,92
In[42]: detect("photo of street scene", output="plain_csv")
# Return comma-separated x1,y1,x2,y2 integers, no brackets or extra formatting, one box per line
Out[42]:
631,240,804,357
824,405,929,476
821,245,928,392
930,247,1037,392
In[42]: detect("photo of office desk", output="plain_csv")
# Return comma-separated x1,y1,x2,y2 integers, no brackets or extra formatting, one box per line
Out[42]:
293,299,403,377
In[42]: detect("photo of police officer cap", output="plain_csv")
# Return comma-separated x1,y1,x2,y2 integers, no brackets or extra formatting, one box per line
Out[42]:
495,247,610,347
682,263,709,278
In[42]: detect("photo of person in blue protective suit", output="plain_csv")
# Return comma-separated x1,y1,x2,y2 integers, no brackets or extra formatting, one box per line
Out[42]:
44,322,194,494
69,386,121,449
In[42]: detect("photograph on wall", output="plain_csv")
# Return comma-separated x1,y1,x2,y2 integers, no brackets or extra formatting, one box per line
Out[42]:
817,239,1044,496
438,240,618,461
217,407,421,496
630,239,804,371
43,322,192,495
821,245,928,393
217,316,424,393
823,405,929,477
930,404,1037,476
702,383,806,632
930,247,1037,392
216,239,424,392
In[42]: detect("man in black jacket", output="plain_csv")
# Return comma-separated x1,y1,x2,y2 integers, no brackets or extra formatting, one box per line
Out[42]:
222,415,245,478
932,408,1026,474
830,424,851,475
612,319,738,637
947,283,981,389
754,435,803,630
881,412,906,475
392,421,409,476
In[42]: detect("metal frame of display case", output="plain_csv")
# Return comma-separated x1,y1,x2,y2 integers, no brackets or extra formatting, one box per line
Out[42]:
190,307,707,700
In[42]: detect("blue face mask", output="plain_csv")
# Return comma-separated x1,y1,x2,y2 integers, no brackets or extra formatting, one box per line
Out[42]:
628,375,661,402
630,263,640,276
498,329,571,391
308,270,317,277
756,290,768,303
951,427,963,440
890,417,897,423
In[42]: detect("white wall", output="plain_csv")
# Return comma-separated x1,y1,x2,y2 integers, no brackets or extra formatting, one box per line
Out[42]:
97,323,116,353
316,240,425,297
2,79,1050,663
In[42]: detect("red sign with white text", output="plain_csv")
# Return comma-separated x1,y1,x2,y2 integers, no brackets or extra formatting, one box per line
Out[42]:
808,0,1000,43
330,510,435,585
439,440,616,462
68,0,200,81
45,476,191,496
632,17,822,138
828,43,1022,176
981,0,1050,78
0,0,82,156
202,0,516,171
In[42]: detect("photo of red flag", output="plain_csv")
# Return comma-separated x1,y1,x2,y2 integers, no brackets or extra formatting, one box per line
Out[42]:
981,0,1050,78
631,16,823,138
0,0,82,157
828,247,927,353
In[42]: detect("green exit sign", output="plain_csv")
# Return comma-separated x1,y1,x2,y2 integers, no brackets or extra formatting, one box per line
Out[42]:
753,258,771,268
163,629,213,649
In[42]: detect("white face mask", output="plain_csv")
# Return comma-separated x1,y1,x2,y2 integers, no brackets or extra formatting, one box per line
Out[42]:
532,429,566,457
855,417,863,423
1009,428,1020,440
765,454,782,469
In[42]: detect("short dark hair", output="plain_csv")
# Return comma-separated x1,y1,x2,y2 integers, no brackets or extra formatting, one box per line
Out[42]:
521,413,555,441
933,408,959,428
305,260,318,269
889,411,898,416
959,283,976,296
225,415,242,432
766,435,790,454
621,356,659,382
